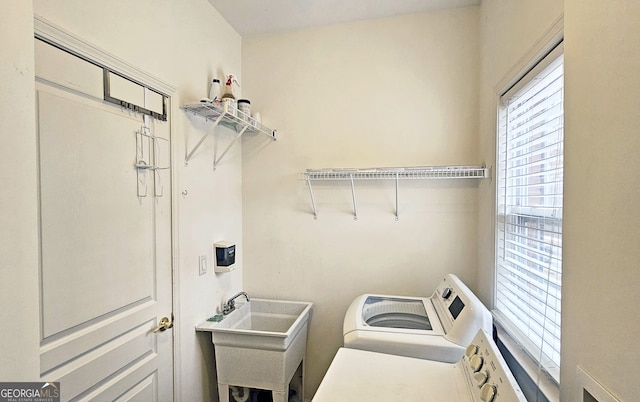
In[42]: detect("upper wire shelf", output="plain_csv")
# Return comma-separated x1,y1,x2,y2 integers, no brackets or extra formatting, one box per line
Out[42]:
182,102,276,138
303,165,489,181
181,101,277,168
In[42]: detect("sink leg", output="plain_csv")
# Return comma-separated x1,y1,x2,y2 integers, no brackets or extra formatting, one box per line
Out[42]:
218,383,230,402
272,388,288,402
288,360,304,402
301,359,305,402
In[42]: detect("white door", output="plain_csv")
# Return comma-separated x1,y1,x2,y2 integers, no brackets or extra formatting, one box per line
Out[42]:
35,39,174,401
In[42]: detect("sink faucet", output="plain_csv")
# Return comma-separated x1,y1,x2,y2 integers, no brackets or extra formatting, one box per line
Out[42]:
222,291,250,315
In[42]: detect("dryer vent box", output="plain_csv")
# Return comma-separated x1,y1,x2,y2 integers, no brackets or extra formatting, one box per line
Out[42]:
214,241,236,272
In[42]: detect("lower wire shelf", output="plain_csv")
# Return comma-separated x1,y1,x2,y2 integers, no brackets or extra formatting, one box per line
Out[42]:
301,165,490,220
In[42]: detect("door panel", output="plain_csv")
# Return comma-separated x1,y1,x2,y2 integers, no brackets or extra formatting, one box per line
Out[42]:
39,91,155,337
39,301,156,373
36,41,172,401
45,323,154,398
113,374,157,402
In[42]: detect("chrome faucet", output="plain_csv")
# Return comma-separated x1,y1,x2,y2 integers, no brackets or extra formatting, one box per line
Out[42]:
222,291,250,315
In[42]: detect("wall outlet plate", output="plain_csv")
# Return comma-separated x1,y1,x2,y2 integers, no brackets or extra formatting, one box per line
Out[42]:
199,255,207,276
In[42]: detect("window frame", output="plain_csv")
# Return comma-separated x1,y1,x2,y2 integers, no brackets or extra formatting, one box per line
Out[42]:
492,38,564,399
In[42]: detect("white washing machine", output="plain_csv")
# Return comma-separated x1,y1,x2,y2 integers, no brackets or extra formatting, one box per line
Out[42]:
343,273,492,362
313,329,526,402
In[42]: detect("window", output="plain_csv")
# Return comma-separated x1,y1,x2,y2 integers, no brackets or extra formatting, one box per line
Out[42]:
495,44,564,382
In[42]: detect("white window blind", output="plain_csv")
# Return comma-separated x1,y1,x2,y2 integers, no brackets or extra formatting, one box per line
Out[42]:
495,45,564,382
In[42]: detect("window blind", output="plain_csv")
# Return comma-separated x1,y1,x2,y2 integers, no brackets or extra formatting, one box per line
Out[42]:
495,46,564,382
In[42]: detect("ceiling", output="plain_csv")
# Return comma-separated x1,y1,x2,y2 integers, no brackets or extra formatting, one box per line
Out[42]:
209,0,481,36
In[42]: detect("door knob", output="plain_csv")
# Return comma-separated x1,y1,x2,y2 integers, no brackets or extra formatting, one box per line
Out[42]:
153,316,174,333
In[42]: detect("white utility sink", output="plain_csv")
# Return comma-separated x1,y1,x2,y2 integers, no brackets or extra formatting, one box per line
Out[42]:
197,298,312,350
196,298,313,402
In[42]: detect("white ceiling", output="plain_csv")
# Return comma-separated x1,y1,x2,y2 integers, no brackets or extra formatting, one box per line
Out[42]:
209,0,481,36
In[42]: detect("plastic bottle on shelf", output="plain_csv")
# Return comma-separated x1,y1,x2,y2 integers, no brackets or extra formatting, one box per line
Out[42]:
221,74,239,100
237,99,251,119
221,74,239,116
209,78,221,102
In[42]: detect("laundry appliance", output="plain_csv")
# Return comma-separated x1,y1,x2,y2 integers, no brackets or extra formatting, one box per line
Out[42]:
343,273,492,362
313,329,526,402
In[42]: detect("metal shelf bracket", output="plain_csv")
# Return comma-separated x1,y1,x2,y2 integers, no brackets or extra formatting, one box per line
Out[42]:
349,173,358,221
184,112,224,164
214,124,249,170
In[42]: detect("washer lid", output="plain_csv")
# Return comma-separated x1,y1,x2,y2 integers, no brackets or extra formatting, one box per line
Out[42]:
312,348,469,402
343,293,445,336
362,296,432,330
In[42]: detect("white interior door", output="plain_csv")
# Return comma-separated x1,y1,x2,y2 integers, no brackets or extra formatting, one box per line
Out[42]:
35,39,173,401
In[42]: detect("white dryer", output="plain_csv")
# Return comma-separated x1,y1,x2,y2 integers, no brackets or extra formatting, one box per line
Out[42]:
313,329,526,402
343,273,492,362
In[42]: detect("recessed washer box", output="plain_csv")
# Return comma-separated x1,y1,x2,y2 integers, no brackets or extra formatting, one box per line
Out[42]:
214,241,236,272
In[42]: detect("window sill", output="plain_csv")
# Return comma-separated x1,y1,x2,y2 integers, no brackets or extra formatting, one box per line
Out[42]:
493,313,560,402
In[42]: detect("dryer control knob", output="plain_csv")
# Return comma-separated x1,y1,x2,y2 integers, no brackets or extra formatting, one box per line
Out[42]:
480,383,497,402
442,287,453,299
474,370,489,386
465,344,478,358
470,354,484,372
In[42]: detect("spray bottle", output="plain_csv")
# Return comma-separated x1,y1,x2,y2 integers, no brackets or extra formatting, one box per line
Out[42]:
221,74,239,100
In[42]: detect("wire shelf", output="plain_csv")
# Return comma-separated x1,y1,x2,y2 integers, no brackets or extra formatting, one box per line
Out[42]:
182,102,276,138
303,165,489,181
301,165,489,220
181,101,277,168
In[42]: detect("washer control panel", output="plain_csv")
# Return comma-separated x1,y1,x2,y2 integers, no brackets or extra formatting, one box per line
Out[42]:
461,330,526,402
433,276,469,327
431,274,492,347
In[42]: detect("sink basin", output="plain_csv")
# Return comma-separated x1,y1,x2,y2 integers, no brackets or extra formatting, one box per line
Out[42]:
196,298,313,350
233,312,295,332
196,298,313,402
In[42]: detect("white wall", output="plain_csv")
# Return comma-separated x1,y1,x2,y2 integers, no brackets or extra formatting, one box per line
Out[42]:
476,0,564,308
241,8,480,398
480,0,640,400
562,1,640,400
28,1,244,400
0,0,40,381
